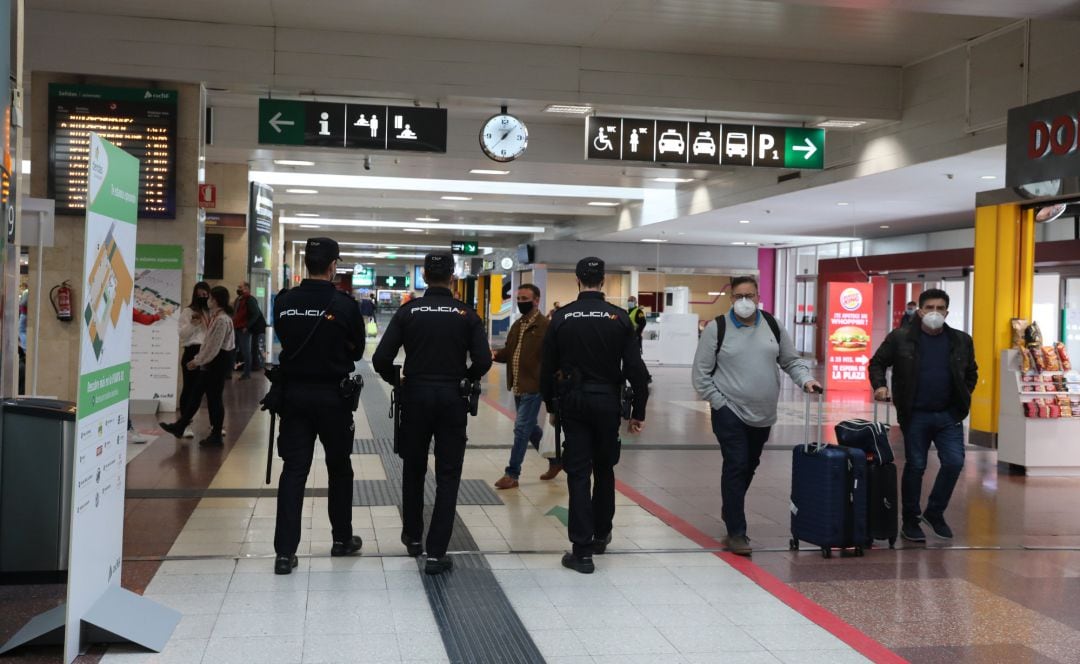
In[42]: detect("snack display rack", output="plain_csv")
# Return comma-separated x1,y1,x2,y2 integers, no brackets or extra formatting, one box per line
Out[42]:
998,349,1080,476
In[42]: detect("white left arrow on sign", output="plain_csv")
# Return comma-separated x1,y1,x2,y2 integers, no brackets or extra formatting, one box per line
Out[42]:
792,137,818,160
269,112,295,134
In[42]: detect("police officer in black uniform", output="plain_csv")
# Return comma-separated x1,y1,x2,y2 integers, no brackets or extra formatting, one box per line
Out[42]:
372,253,492,575
541,257,649,574
272,237,365,575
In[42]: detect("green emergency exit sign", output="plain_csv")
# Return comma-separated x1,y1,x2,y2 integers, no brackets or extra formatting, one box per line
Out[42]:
451,241,479,256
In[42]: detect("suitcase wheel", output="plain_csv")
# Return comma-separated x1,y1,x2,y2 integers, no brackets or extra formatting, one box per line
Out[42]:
888,538,896,549
821,547,831,559
789,539,799,552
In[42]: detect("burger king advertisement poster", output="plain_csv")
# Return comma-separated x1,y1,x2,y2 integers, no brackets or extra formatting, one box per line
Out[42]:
826,282,874,392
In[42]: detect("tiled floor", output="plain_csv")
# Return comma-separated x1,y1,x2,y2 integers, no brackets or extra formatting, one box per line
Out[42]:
5,350,1080,663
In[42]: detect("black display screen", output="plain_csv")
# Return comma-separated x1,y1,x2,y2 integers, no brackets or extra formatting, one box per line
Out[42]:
48,84,178,218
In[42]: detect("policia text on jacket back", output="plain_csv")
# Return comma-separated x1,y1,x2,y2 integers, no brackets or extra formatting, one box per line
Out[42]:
270,238,366,575
541,257,649,575
372,253,492,576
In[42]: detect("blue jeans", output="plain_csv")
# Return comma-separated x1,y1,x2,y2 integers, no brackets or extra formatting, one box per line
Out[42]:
901,410,965,523
505,393,547,479
711,406,771,537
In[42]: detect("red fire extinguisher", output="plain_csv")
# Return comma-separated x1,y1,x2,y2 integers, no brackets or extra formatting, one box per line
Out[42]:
50,281,74,322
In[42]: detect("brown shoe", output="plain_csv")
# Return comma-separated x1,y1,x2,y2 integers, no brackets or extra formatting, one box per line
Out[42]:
494,475,519,490
724,535,752,556
540,464,563,481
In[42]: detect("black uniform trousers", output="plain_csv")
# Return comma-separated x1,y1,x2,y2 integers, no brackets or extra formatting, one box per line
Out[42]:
274,384,355,556
399,383,468,558
560,388,622,557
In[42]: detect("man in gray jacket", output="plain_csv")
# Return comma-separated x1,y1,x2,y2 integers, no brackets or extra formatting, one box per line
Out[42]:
692,276,821,555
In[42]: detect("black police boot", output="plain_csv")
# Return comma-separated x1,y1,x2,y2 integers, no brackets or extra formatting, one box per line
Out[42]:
400,532,423,557
592,532,613,555
274,555,298,575
159,421,186,438
330,536,363,557
561,552,595,574
424,556,453,576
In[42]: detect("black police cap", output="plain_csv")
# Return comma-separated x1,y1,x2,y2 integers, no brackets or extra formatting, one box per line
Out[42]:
575,256,605,281
424,252,454,277
305,237,341,262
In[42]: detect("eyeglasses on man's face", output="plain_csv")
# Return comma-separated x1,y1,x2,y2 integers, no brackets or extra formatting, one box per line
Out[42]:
731,293,758,301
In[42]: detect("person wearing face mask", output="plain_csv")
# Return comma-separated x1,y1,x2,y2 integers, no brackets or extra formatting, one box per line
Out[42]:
162,281,211,439
492,284,560,489
691,276,821,556
626,296,647,351
899,300,918,328
870,289,977,543
161,286,236,447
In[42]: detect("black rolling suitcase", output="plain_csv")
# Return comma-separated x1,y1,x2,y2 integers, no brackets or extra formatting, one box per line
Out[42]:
790,392,868,559
864,402,898,548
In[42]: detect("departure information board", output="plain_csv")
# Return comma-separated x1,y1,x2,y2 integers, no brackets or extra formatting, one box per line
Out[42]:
48,84,178,218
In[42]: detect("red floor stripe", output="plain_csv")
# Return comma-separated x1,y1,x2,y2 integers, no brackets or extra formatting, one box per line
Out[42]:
614,479,907,664
483,392,904,662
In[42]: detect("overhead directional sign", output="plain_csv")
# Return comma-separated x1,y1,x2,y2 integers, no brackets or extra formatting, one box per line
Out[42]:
451,240,480,256
375,274,411,290
258,99,447,153
585,116,825,170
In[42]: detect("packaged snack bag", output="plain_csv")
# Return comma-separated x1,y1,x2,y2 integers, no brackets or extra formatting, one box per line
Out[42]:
1021,348,1034,372
1055,342,1072,371
1043,346,1061,372
1032,347,1047,372
1057,396,1073,418
1025,321,1044,347
1012,318,1028,348
1025,401,1039,417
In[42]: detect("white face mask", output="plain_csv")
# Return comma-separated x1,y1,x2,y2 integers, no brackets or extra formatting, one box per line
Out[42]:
733,298,757,319
922,311,946,330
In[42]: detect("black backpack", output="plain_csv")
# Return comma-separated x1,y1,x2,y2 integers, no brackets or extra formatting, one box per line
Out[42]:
713,310,782,359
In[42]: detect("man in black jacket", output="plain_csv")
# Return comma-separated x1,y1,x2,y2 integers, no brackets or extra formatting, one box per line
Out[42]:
869,288,977,544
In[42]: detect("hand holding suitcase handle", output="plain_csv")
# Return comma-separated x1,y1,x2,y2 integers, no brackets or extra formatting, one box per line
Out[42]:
872,389,892,427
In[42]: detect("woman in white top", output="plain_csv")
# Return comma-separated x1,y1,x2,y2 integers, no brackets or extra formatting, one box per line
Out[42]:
161,286,235,447
171,281,210,438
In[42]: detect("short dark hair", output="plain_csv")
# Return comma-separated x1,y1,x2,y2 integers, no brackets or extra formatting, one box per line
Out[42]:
731,276,759,292
518,283,540,299
907,301,917,306
424,269,451,287
919,289,950,308
305,253,334,276
578,273,603,289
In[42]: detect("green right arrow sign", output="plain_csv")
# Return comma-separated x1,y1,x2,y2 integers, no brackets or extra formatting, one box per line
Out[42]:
783,128,825,170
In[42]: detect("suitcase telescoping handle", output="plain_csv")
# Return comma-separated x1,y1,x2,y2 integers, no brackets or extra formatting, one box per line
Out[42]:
873,398,891,427
803,388,826,451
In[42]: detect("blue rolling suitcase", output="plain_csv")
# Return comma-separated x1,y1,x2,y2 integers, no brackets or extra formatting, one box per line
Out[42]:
789,393,868,559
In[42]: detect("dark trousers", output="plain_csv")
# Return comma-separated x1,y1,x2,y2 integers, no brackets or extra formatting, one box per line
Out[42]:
901,410,965,523
274,385,355,556
711,406,771,537
202,351,231,434
177,345,203,420
399,383,468,558
236,329,252,377
561,391,621,557
251,330,265,371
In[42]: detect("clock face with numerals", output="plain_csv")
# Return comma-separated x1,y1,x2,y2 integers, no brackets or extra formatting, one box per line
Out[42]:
479,114,528,162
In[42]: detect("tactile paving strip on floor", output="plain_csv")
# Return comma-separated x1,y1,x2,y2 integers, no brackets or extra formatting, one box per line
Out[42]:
421,553,544,664
352,437,503,506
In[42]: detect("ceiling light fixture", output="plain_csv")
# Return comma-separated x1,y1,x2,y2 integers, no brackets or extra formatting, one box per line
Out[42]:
415,216,439,222
402,228,425,233
837,202,850,206
880,225,890,229
296,213,320,217
273,159,315,166
588,201,619,207
441,195,473,201
653,177,695,183
738,219,751,224
285,188,319,194
816,120,866,129
980,175,998,180
299,224,320,229
543,104,593,115
708,292,722,296
281,217,546,233
731,241,747,246
470,169,511,175
640,238,668,243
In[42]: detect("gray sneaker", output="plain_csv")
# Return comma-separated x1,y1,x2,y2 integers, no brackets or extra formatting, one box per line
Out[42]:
725,535,752,556
923,514,953,540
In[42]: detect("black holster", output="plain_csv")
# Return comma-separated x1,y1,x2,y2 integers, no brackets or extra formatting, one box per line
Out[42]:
339,374,364,412
389,366,403,456
260,366,286,415
620,383,634,421
459,378,481,416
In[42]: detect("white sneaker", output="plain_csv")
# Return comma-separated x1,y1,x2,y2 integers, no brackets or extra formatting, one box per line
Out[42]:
128,431,153,444
182,428,196,439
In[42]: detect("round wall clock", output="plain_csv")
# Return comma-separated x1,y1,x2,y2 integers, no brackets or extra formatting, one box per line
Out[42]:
480,112,528,162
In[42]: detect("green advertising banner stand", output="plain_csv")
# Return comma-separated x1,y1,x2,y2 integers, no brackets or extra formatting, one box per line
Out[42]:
0,134,180,661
